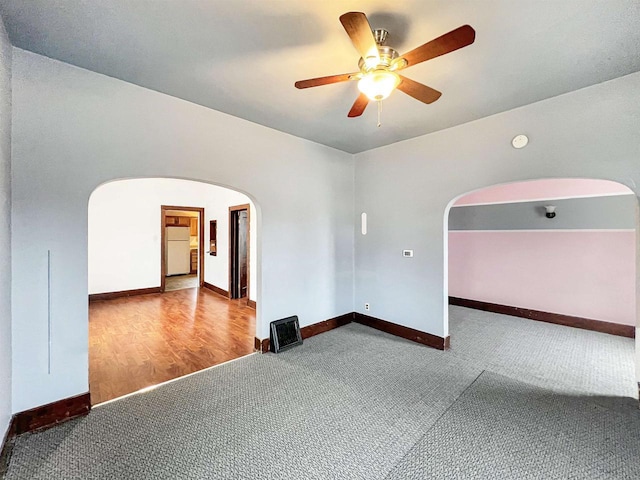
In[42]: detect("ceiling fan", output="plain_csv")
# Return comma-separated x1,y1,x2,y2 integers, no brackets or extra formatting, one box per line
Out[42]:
295,12,475,120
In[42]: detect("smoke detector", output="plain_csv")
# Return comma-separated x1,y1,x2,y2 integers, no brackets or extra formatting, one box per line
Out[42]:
512,134,529,149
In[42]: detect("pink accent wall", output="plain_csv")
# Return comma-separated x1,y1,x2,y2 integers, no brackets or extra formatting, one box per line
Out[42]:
448,230,636,325
453,179,632,206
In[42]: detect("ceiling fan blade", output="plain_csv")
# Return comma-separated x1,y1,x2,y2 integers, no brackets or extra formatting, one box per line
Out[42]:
398,25,475,69
348,93,369,117
295,73,358,89
397,76,442,104
339,12,380,65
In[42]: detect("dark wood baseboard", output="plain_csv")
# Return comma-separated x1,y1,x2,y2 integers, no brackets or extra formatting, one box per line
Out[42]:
255,312,449,353
254,336,270,353
13,393,91,435
202,282,252,306
1,394,93,471
449,297,635,338
89,287,161,302
304,312,450,350
255,312,355,353
203,282,229,298
354,312,450,350
301,312,353,340
0,391,92,469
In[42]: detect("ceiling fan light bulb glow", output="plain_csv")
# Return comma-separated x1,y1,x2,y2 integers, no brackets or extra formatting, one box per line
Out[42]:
358,70,400,101
363,55,379,70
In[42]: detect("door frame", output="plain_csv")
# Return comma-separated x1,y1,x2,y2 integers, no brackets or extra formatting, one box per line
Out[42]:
160,205,205,292
228,203,250,302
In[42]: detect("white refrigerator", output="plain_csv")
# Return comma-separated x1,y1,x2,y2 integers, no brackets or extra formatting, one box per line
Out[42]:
165,226,191,275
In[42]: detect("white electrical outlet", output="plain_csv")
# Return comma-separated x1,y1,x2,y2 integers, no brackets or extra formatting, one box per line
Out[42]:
364,303,370,311
403,250,414,257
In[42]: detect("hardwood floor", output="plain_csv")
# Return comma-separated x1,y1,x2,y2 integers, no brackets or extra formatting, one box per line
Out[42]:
89,287,255,405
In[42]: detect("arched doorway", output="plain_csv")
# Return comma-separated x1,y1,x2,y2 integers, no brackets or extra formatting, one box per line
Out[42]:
444,178,638,399
88,178,260,405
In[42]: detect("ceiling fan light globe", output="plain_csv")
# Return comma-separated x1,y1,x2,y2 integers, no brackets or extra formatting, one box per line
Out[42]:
358,70,400,101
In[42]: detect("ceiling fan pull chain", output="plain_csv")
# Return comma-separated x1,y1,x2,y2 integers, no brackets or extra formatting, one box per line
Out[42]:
377,100,382,127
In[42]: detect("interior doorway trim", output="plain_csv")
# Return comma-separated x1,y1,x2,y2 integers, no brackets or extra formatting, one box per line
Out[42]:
160,205,205,292
229,203,251,304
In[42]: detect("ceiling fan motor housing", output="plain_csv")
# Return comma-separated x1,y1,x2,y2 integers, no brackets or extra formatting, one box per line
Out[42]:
358,45,400,71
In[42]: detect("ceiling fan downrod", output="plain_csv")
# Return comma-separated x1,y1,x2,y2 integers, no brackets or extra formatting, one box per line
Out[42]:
373,28,388,45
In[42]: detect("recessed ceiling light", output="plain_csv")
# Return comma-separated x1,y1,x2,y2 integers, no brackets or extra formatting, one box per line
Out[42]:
512,134,529,149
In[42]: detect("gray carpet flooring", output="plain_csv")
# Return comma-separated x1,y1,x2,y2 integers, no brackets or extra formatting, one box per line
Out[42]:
4,306,639,479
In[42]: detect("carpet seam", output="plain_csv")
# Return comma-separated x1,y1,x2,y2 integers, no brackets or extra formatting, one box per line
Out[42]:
383,369,487,480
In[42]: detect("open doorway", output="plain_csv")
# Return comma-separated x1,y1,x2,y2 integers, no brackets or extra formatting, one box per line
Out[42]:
229,204,250,301
161,205,204,292
88,178,259,406
444,178,637,400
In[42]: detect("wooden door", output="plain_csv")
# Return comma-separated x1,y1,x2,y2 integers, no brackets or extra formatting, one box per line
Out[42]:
237,210,248,298
229,205,250,299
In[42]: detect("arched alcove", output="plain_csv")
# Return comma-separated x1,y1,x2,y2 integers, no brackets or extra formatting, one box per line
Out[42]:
443,177,638,396
87,177,261,404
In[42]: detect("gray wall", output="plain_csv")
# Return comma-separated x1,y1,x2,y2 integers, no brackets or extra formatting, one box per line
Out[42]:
447,191,636,325
7,46,640,413
0,17,11,440
11,49,354,412
449,194,636,231
354,71,640,348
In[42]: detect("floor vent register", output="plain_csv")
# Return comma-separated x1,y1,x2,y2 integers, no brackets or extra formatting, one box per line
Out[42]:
270,316,303,353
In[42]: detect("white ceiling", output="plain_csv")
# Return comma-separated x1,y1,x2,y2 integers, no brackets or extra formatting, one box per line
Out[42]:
2,0,639,154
